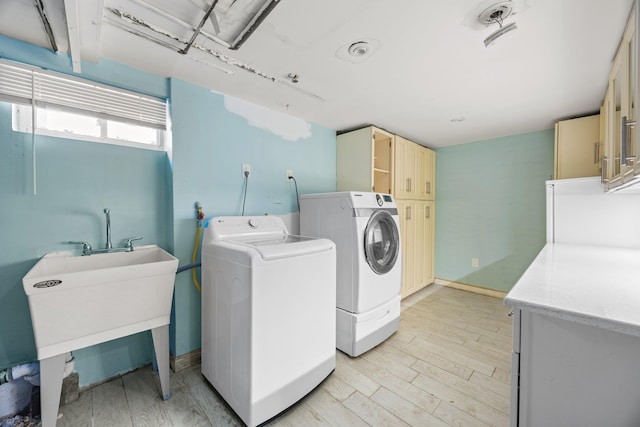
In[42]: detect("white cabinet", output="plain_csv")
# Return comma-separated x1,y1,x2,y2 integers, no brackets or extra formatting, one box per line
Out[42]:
336,126,394,193
511,310,640,426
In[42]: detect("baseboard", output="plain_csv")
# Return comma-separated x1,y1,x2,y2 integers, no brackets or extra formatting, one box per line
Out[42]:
170,348,201,372
435,278,508,299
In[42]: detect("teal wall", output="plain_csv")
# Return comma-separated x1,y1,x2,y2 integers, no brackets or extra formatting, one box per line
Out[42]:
170,79,336,356
435,129,554,292
0,36,336,386
0,99,172,385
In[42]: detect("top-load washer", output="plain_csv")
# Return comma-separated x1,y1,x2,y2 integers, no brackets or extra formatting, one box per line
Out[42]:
201,215,336,427
300,192,402,356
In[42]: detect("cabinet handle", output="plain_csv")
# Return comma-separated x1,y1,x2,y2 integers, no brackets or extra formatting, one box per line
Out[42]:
593,141,598,164
406,178,412,192
426,181,431,194
425,206,430,219
601,155,608,183
621,116,637,166
406,206,411,220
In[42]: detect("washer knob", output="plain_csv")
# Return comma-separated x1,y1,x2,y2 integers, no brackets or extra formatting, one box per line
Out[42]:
248,219,258,228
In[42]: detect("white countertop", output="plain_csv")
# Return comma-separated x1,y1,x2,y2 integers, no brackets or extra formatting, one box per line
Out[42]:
505,243,640,337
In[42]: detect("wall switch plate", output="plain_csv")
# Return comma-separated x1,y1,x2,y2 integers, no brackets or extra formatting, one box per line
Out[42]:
242,164,251,178
471,258,479,268
286,169,293,180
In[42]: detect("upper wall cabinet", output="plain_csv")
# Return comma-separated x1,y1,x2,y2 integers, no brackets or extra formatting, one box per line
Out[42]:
336,126,394,193
603,3,639,191
554,114,601,179
394,136,435,200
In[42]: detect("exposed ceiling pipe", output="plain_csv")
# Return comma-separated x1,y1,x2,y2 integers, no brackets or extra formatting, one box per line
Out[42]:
63,0,82,72
131,0,224,48
105,8,325,102
34,0,58,52
179,0,219,55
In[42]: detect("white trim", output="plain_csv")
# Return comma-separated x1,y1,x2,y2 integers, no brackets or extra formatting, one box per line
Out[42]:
435,278,508,299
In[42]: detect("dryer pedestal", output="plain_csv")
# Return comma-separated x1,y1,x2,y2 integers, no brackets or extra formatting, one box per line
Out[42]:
337,295,400,357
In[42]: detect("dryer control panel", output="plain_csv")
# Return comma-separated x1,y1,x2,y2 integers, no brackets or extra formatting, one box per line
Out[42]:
205,216,287,241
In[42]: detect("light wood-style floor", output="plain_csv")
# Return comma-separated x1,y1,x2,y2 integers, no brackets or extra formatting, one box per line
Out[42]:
57,285,512,427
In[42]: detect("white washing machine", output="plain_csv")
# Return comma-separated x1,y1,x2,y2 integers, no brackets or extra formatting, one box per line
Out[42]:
201,215,336,427
300,192,402,357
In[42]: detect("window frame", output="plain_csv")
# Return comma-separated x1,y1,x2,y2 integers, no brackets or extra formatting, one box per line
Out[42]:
12,104,166,151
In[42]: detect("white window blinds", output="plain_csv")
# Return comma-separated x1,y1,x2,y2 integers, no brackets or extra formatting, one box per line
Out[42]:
0,60,167,130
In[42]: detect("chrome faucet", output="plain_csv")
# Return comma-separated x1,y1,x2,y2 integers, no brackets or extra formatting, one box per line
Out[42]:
67,208,143,255
104,208,112,249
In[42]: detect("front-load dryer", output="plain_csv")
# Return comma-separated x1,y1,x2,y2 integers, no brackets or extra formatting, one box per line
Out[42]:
201,215,336,427
300,192,402,356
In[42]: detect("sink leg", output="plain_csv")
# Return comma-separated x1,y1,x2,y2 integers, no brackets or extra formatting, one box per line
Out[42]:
40,353,66,427
151,325,171,400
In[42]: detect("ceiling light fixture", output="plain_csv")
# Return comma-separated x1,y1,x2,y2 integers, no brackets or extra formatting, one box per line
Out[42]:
478,1,518,47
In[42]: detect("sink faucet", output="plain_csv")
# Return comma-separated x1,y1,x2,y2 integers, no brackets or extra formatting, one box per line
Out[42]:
104,208,112,249
67,208,143,255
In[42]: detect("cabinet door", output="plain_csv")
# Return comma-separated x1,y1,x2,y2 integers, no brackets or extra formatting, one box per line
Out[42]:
424,201,435,285
425,148,436,201
554,115,601,179
397,200,414,298
415,147,428,199
337,127,374,191
399,200,434,298
413,201,435,291
394,136,417,198
337,126,394,192
605,6,636,190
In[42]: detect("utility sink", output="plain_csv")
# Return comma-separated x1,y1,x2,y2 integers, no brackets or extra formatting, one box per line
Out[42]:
23,244,178,359
22,245,178,427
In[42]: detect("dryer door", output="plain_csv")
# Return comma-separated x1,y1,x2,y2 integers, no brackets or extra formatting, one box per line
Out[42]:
363,209,400,275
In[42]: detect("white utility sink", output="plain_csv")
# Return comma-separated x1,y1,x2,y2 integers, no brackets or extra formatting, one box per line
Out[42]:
22,244,178,427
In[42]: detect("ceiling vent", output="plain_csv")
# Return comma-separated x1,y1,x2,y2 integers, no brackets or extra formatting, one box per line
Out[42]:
336,39,381,64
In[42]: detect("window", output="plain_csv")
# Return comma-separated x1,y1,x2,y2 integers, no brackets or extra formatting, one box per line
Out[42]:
13,105,165,149
0,59,167,150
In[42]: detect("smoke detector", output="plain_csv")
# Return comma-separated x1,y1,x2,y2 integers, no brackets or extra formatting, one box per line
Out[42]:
478,1,518,47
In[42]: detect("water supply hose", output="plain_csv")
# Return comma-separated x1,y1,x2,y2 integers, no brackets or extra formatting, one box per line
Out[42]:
191,225,202,292
175,202,204,292
191,202,205,292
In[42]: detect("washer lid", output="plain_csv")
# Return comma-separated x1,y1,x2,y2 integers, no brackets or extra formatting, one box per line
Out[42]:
226,234,334,260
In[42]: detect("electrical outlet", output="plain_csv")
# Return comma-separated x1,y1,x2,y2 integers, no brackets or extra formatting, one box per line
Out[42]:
242,163,251,178
471,258,479,268
286,169,293,180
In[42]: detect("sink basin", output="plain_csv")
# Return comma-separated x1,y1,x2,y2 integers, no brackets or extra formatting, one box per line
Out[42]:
22,245,178,359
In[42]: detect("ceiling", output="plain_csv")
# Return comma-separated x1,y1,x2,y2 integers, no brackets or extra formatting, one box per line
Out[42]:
0,0,635,147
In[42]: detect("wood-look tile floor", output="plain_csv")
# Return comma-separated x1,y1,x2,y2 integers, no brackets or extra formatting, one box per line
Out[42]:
57,285,512,427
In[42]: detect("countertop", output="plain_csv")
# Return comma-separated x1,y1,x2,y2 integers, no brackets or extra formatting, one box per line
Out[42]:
504,243,640,337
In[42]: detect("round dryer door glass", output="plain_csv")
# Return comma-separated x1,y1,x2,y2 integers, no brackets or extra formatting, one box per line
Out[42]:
363,209,400,275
